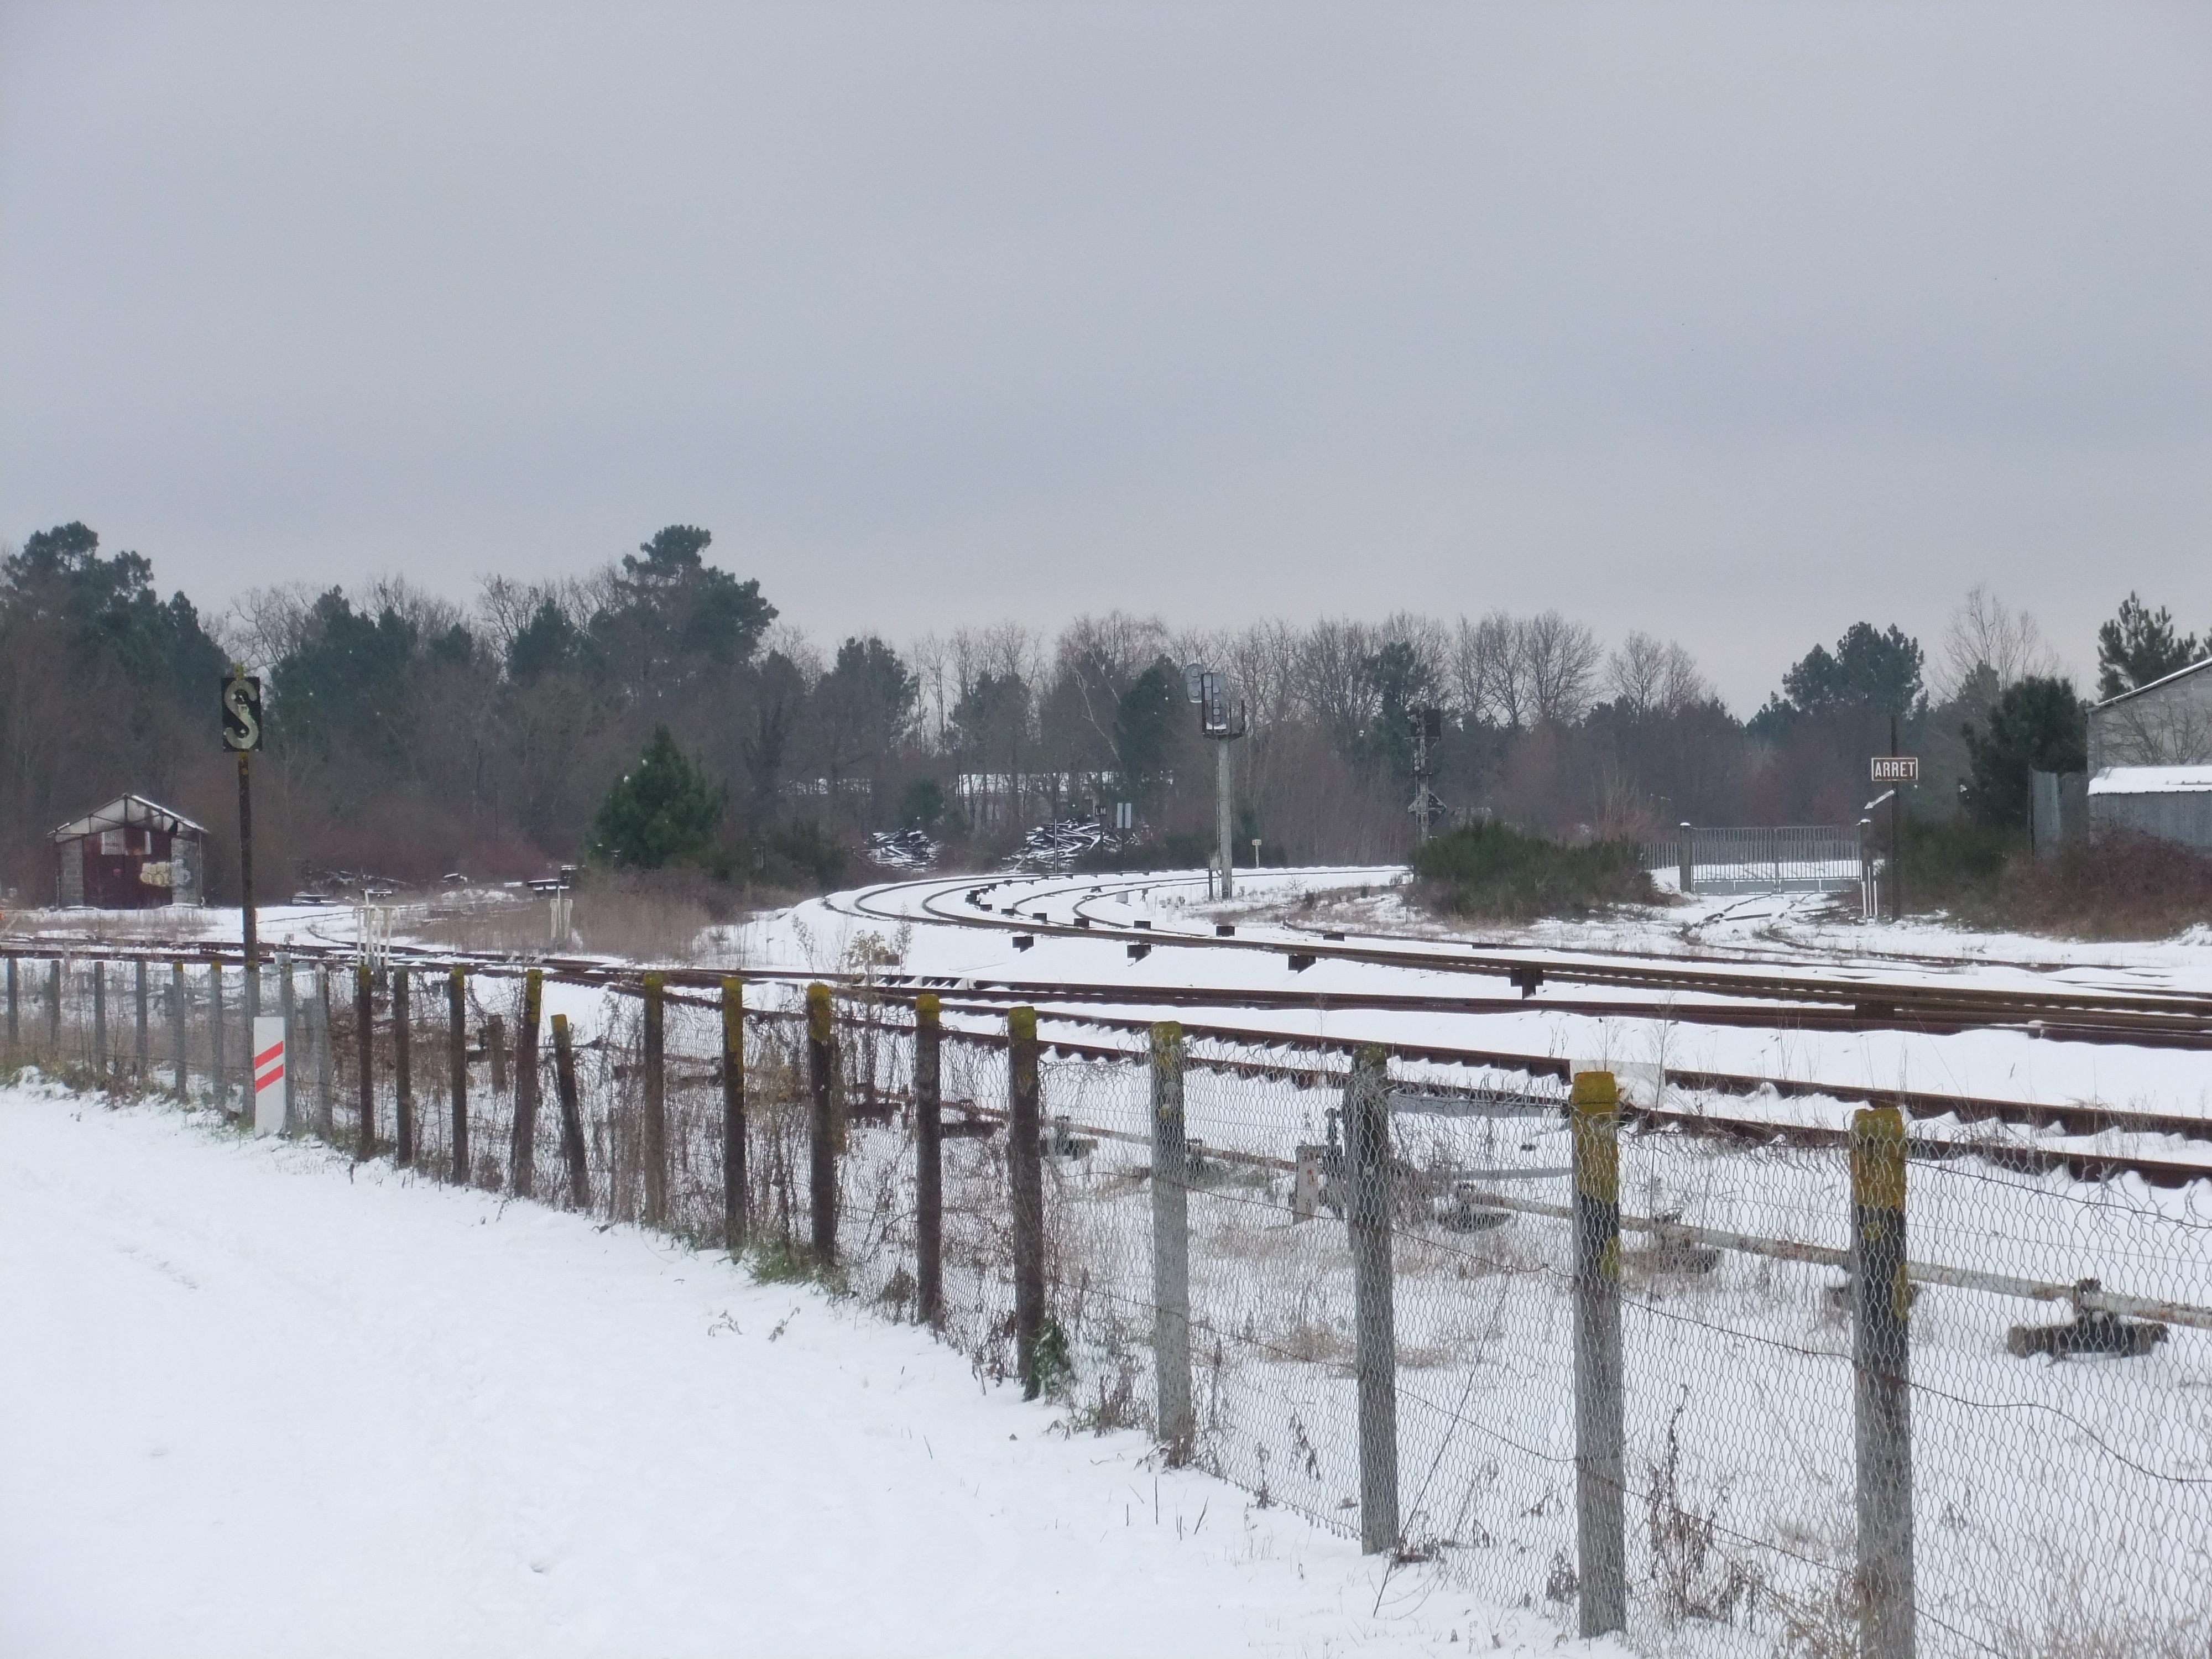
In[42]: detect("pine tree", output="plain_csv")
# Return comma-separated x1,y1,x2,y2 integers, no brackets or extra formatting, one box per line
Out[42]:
589,726,725,868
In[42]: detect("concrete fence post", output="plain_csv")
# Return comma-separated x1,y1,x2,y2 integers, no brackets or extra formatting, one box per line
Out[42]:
509,969,543,1199
46,957,62,1060
1572,1070,1627,1639
313,969,336,1139
208,963,226,1111
721,976,746,1253
392,967,414,1166
170,963,187,1097
448,966,469,1184
134,960,149,1079
91,961,107,1075
4,956,16,1053
354,964,376,1160
807,982,838,1264
551,1011,589,1210
914,993,942,1322
1678,822,1695,898
1150,1020,1194,1461
1852,1105,1915,1659
641,973,666,1227
276,957,295,1096
1009,1005,1045,1397
1346,1042,1400,1554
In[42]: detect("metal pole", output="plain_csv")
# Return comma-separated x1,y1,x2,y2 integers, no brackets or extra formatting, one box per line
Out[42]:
722,976,747,1253
1215,737,1235,900
1889,713,1903,922
4,956,16,1053
238,746,259,1065
509,969,542,1199
1009,1005,1045,1397
807,982,837,1265
237,747,256,969
1853,1105,1915,1659
1346,1042,1399,1554
1573,1070,1627,1637
1150,1020,1193,1460
914,992,941,1321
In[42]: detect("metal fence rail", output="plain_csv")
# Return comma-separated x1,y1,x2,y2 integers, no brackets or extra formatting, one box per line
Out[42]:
6,947,2209,1658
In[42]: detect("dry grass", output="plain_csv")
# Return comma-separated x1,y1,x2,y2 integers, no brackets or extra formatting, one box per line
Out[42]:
408,870,781,963
1986,828,2212,941
0,906,221,948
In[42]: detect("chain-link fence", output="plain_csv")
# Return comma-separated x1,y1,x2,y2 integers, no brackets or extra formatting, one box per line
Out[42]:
7,945,2209,1657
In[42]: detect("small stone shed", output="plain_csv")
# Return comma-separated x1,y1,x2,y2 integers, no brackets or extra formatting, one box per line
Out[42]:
50,795,206,908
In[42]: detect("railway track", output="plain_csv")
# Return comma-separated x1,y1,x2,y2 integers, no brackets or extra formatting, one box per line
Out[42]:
10,912,2211,1188
828,869,2212,1050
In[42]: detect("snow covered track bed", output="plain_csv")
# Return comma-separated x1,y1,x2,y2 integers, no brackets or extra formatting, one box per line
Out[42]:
0,1085,1542,1659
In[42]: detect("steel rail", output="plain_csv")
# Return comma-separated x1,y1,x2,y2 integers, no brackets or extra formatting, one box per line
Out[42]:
828,870,2212,1045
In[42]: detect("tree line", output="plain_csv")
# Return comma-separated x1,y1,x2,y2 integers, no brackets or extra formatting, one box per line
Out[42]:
1,519,2200,901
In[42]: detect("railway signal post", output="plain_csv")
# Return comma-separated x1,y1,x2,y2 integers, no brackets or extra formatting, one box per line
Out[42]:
222,666,264,1108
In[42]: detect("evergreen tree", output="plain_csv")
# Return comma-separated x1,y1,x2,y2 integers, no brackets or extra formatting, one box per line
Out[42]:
1961,677,2086,830
589,726,726,867
2095,593,2201,699
1109,658,1183,808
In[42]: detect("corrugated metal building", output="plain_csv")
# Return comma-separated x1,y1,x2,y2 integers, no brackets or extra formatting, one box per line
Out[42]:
50,795,206,908
2088,657,2212,771
2086,765,2212,853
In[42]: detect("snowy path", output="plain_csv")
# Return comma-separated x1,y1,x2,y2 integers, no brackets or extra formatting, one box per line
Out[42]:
0,1086,1582,1659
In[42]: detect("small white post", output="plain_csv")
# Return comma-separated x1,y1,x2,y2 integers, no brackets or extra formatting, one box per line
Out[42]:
252,1014,288,1135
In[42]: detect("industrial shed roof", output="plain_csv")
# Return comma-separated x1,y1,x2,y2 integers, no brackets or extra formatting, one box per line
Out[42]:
50,795,208,841
2087,766,2212,797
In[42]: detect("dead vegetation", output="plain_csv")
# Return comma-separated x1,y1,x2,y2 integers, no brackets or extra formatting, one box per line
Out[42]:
1986,828,2212,941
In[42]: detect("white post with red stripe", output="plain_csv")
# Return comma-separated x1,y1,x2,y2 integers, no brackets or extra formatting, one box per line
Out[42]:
252,1014,287,1136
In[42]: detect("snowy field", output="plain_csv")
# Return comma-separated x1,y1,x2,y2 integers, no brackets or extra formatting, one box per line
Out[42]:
0,1082,1593,1659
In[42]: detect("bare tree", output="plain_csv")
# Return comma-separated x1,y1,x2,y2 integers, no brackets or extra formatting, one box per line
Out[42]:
1451,611,1526,728
1605,632,1712,718
1933,586,2057,706
1521,610,1602,726
760,621,825,687
218,583,320,672
1296,618,1376,742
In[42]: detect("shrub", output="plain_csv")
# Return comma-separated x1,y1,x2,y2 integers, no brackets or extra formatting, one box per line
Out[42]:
1991,828,2212,940
1411,821,1656,921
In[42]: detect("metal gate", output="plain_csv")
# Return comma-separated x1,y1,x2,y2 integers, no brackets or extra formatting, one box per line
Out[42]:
1641,824,1864,896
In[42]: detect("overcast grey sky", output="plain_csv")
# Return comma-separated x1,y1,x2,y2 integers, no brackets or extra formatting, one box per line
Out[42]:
3,2,2207,709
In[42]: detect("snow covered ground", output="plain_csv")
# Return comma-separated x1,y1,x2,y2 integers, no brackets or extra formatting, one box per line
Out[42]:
0,1082,1595,1659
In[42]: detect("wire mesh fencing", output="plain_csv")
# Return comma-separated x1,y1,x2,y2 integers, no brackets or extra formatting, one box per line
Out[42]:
7,943,2211,1657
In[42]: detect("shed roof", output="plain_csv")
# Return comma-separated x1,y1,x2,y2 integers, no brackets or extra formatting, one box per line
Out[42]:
50,794,207,841
2090,654,2212,711
2088,765,2212,797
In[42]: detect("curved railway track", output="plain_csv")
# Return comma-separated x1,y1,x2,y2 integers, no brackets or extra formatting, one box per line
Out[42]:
827,869,2212,1049
10,864,2212,1185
